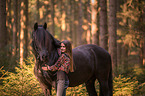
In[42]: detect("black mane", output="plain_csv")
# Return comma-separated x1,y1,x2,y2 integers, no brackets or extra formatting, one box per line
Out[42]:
32,23,61,66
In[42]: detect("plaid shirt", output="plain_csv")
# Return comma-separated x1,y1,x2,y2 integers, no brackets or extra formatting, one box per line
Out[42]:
49,53,70,73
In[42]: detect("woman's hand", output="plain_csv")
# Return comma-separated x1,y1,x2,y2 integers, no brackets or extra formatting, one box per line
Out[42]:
42,65,50,71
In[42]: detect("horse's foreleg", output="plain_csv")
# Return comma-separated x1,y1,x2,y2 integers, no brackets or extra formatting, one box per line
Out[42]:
46,88,52,96
41,86,52,96
36,75,52,96
85,78,97,96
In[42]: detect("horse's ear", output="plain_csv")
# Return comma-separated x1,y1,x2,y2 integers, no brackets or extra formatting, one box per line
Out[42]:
34,23,38,31
43,23,47,30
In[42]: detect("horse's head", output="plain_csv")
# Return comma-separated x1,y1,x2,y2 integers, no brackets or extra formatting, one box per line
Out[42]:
32,23,61,62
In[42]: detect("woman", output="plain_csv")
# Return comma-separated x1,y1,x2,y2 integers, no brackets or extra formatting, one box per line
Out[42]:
42,40,74,96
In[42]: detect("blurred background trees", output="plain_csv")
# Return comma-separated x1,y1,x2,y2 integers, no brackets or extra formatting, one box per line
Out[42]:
0,0,145,95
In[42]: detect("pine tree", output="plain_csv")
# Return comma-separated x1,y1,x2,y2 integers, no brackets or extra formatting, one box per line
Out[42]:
99,0,108,50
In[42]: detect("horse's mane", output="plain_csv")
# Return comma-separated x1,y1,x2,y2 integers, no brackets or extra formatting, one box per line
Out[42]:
32,23,61,66
47,32,61,48
46,32,61,66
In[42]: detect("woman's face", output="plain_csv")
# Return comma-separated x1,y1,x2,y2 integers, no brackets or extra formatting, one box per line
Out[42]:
61,43,66,53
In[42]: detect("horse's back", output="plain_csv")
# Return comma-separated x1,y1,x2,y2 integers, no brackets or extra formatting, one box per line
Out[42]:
73,44,110,57
73,44,111,66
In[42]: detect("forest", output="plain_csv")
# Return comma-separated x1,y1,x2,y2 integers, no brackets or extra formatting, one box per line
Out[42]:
0,0,145,95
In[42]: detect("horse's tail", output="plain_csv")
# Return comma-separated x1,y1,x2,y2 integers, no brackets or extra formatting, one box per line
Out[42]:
108,55,113,96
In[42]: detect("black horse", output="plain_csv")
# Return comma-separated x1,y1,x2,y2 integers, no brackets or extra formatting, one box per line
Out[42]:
32,23,113,96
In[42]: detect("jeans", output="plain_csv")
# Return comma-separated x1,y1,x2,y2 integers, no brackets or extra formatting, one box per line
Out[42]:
56,71,69,96
62,80,69,96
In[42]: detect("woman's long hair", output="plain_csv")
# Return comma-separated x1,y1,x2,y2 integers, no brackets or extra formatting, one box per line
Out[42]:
62,40,74,72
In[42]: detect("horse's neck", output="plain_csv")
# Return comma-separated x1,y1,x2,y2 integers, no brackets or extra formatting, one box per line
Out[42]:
48,49,59,66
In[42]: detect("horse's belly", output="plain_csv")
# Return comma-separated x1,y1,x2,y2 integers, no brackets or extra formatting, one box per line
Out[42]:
68,60,94,87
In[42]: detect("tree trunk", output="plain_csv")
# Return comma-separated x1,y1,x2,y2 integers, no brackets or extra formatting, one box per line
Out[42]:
108,0,117,72
77,0,83,46
139,41,144,66
12,0,19,56
69,0,73,42
20,0,28,65
0,0,7,52
116,0,122,68
122,45,128,71
65,0,71,41
144,38,145,65
60,0,66,40
24,0,29,58
36,0,40,22
57,0,62,40
72,0,77,47
138,0,145,66
86,0,91,44
117,43,122,68
6,0,12,50
91,0,99,45
99,0,108,50
50,0,55,35
143,8,145,65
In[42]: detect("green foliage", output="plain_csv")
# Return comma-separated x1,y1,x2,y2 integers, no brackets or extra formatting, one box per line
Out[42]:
66,80,100,96
0,55,91,96
133,65,145,83
66,84,88,96
0,56,43,96
133,65,145,95
114,64,145,96
113,75,138,96
1,55,145,95
51,84,89,96
137,82,145,95
0,66,8,85
0,55,98,96
0,49,18,73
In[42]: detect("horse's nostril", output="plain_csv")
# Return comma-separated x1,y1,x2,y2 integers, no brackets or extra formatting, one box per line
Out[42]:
40,51,48,61
41,55,48,61
42,55,45,59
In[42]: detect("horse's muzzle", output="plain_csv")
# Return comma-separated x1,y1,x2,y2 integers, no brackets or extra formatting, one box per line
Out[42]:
39,50,49,61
